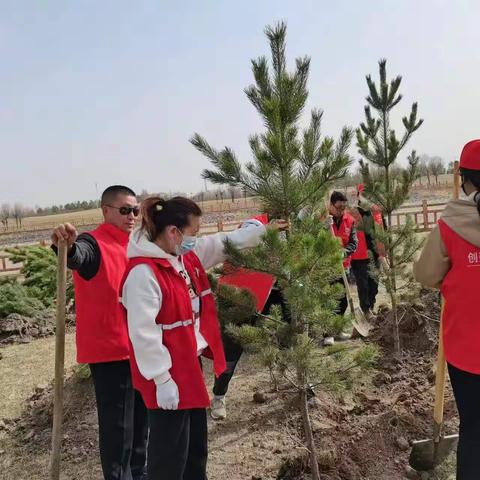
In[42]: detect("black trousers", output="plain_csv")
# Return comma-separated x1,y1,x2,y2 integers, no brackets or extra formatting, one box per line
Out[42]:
333,277,348,317
351,259,379,313
147,408,208,480
448,363,480,480
213,287,290,396
89,360,148,480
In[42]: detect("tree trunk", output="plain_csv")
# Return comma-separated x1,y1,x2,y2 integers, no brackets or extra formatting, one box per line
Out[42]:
388,263,401,356
390,292,401,357
385,166,392,228
300,389,321,480
385,238,401,356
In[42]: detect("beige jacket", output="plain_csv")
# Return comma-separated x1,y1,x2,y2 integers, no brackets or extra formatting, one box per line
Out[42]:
414,193,480,289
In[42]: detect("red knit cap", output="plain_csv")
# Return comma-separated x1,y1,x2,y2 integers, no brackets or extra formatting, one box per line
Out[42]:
459,140,480,170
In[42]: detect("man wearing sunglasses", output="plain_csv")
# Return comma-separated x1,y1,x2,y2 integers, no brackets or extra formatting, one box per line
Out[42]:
51,185,147,480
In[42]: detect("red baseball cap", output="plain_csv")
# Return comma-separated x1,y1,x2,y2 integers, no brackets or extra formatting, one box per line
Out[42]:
459,140,480,170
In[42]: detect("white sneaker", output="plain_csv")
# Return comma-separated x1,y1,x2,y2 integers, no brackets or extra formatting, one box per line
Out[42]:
210,395,226,420
323,336,335,346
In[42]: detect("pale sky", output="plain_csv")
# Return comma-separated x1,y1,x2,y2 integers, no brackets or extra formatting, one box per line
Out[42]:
1,0,479,207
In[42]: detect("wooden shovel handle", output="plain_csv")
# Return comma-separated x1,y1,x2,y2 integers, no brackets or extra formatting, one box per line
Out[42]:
433,300,446,428
432,170,457,432
50,240,68,480
340,266,355,313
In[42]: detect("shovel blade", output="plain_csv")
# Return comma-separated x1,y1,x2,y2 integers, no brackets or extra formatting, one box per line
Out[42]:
409,435,459,471
351,307,373,338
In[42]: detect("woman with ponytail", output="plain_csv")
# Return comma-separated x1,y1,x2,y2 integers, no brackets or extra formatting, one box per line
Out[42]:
120,196,286,480
415,140,480,479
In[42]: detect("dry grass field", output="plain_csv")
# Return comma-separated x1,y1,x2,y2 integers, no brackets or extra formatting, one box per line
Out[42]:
12,197,260,232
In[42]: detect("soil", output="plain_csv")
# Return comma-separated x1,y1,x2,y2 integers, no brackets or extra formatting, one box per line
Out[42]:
372,289,441,354
0,291,457,480
0,311,75,346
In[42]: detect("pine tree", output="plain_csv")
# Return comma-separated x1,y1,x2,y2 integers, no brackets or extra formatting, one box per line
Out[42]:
192,22,377,479
191,22,352,221
0,280,45,317
356,59,423,354
6,246,74,307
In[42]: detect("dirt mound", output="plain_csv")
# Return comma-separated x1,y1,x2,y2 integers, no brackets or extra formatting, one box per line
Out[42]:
278,346,457,480
0,311,75,346
5,369,98,465
372,290,441,353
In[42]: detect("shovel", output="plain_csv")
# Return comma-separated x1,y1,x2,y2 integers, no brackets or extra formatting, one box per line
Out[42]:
328,217,372,337
49,239,68,480
409,301,458,471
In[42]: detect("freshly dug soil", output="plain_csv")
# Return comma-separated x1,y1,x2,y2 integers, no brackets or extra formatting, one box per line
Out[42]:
372,289,441,354
277,290,456,480
0,311,75,346
277,349,457,480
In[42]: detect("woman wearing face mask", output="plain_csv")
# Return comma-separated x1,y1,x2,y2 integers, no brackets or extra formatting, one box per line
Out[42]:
121,196,286,480
414,140,480,479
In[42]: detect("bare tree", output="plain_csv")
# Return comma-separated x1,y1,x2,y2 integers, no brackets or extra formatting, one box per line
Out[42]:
0,203,11,229
13,202,25,228
419,155,431,186
390,165,404,187
428,156,445,185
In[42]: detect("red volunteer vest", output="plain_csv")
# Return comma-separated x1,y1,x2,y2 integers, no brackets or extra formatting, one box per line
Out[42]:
121,252,226,410
332,213,355,268
351,209,384,261
352,230,368,260
73,223,130,364
439,220,480,374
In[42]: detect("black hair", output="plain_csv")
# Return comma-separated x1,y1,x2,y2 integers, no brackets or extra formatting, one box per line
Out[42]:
141,196,202,240
330,191,348,204
101,185,136,206
460,168,480,216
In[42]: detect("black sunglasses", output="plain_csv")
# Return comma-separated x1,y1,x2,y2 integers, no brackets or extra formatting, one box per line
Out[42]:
105,205,140,217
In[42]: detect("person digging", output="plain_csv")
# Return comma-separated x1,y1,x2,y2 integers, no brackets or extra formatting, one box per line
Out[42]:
326,191,358,345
